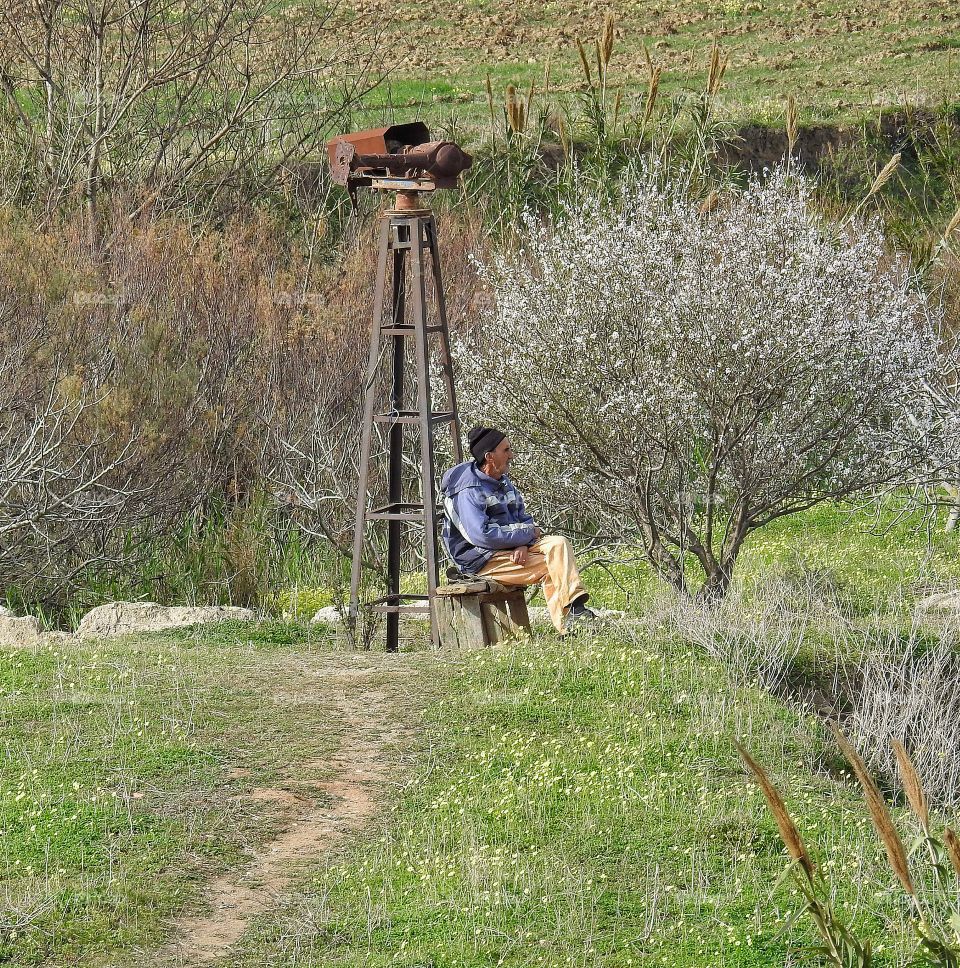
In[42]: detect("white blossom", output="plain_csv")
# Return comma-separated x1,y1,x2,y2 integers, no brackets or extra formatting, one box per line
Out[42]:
457,165,955,599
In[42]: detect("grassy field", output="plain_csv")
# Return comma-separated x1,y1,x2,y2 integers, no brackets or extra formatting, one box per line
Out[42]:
231,627,923,967
3,502,960,966
0,621,435,966
541,500,960,617
337,0,960,125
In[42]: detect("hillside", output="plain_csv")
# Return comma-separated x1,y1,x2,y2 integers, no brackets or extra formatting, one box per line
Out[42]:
334,0,960,124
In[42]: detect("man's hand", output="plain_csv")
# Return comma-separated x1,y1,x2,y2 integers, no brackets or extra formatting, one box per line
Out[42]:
512,545,530,566
533,526,543,540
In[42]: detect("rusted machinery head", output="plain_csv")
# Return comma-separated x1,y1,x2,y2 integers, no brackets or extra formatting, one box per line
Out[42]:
326,122,472,205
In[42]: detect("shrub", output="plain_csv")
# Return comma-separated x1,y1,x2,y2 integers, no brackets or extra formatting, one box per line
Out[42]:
0,205,372,614
847,632,960,809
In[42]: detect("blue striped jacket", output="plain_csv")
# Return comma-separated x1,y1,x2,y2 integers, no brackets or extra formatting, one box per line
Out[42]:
439,460,538,573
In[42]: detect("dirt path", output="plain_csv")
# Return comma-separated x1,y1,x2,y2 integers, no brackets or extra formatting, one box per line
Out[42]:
153,655,425,967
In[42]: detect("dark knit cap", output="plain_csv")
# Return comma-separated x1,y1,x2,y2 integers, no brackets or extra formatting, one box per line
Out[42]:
468,425,505,464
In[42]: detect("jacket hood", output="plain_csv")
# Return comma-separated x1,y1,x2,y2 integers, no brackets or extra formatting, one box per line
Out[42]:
440,460,481,497
441,460,514,497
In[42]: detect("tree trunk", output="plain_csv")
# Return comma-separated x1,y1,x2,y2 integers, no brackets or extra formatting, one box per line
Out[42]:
944,483,960,532
639,527,688,596
85,12,106,251
636,487,689,596
695,561,733,604
695,513,751,604
650,544,688,595
947,506,960,533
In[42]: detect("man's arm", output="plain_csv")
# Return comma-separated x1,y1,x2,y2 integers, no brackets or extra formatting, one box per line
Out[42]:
454,489,538,550
515,488,535,528
513,487,543,552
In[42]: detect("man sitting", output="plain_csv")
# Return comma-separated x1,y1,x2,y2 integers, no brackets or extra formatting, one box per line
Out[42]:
440,425,596,633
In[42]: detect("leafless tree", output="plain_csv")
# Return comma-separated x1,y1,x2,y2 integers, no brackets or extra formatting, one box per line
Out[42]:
0,293,145,599
262,373,365,560
255,259,382,568
0,391,142,595
0,0,382,245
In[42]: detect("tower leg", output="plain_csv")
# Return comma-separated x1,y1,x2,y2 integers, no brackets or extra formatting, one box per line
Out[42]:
425,215,463,464
386,228,407,653
349,217,391,637
410,217,441,649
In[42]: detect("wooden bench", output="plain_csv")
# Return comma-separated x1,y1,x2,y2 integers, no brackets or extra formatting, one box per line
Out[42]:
434,579,531,649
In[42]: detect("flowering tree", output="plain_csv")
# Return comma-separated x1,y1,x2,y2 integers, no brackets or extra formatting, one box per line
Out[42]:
458,168,953,600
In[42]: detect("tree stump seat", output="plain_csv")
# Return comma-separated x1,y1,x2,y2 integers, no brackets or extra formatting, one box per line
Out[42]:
434,578,531,649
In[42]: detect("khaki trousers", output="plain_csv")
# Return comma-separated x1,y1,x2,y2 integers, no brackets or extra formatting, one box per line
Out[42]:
478,535,587,633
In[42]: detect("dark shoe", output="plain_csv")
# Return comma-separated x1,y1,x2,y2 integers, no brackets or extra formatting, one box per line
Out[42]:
568,594,595,617
564,595,597,633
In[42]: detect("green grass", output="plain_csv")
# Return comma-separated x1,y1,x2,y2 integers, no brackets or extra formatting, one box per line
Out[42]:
0,621,348,965
331,0,960,126
572,500,960,618
738,501,960,612
234,626,921,966
6,502,960,966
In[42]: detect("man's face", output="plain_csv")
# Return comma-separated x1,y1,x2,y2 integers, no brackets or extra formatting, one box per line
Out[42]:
486,437,513,478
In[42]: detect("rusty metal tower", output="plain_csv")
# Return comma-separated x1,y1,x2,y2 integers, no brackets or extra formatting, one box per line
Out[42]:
327,124,471,651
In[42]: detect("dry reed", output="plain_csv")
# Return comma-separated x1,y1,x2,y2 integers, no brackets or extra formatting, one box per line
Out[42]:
786,95,798,156
706,40,729,96
865,152,902,199
642,63,661,127
505,84,523,133
576,37,592,85
558,116,571,161
892,739,930,832
735,740,815,879
943,828,960,877
600,12,615,71
944,205,960,244
830,724,914,895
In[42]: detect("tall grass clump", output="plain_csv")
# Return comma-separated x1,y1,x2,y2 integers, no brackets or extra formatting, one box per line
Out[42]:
454,22,735,239
741,728,960,966
668,586,805,696
675,539,960,810
846,630,960,809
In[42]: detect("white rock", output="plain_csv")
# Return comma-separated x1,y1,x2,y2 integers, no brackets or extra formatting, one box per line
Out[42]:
310,605,345,626
528,606,552,626
42,631,75,646
0,614,42,647
76,602,255,639
594,608,627,620
918,591,960,612
0,605,14,617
